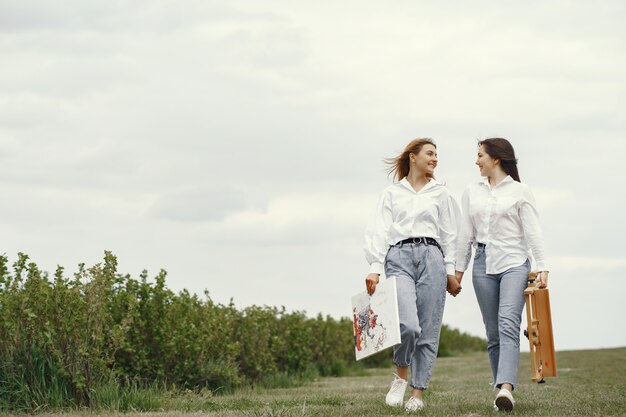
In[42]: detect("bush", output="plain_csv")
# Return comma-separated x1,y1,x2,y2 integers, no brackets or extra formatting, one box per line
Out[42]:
438,324,486,356
0,252,485,411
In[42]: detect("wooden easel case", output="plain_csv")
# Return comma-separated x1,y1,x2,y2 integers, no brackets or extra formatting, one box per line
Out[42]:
524,273,557,382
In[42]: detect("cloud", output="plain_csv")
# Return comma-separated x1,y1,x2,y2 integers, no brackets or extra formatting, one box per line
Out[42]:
0,1,251,33
0,137,141,190
552,256,626,271
189,192,377,246
150,186,249,222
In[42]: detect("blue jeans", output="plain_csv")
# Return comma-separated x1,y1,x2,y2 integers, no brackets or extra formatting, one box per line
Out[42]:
472,244,530,390
385,241,447,390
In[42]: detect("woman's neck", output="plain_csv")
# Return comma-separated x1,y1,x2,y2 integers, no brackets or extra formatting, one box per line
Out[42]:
406,170,429,192
488,169,507,188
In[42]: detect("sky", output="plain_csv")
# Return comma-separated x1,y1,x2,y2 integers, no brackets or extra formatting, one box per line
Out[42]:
1,1,625,352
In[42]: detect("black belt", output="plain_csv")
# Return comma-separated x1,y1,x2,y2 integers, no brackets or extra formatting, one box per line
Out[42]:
477,242,486,248
397,237,444,255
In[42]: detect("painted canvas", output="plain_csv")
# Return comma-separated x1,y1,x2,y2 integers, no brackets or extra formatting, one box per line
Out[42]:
352,276,401,360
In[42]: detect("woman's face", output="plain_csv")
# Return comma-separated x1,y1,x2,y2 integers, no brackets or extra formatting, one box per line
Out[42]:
475,145,498,177
411,144,438,176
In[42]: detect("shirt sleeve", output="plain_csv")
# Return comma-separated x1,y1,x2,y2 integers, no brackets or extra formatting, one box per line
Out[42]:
438,192,459,276
519,185,549,272
363,189,393,275
455,186,475,272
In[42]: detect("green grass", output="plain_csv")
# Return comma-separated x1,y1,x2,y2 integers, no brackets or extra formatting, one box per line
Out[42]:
1,348,624,416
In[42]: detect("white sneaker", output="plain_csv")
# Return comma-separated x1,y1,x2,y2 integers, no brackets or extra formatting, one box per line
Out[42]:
494,389,514,412
405,396,425,412
385,373,408,407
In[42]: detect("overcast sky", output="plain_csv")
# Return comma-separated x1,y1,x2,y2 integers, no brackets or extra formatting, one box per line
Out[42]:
1,1,625,351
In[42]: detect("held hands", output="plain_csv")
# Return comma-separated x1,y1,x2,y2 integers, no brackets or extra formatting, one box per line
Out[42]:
365,273,380,295
447,275,461,297
447,271,464,297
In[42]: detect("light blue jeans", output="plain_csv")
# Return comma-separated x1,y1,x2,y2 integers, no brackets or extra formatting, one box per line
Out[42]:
385,241,447,390
472,244,530,390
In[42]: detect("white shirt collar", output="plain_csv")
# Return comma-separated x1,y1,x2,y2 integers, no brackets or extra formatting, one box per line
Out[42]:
399,177,438,193
480,175,514,189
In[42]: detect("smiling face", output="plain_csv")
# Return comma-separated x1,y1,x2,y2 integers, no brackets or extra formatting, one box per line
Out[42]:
410,144,438,176
476,144,499,177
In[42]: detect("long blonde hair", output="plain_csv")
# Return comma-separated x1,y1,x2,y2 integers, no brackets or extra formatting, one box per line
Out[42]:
385,138,436,182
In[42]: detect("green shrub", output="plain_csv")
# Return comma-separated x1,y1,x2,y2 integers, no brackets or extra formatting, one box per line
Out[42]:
438,324,487,356
0,252,485,411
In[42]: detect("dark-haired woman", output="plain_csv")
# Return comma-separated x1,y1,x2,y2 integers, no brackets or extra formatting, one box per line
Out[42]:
455,138,549,412
364,138,460,413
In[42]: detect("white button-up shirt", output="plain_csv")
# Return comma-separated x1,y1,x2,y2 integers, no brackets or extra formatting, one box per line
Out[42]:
364,177,459,276
455,176,549,274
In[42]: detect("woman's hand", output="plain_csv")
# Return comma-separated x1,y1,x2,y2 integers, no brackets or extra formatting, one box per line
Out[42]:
365,273,380,295
455,271,464,285
538,271,549,288
447,275,462,297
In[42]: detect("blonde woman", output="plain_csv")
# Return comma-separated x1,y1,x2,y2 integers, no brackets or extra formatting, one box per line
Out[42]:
364,138,459,412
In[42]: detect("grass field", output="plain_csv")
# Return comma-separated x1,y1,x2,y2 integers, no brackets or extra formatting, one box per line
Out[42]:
2,347,624,416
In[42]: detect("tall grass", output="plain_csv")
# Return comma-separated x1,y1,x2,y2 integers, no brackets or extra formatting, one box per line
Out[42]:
0,252,485,411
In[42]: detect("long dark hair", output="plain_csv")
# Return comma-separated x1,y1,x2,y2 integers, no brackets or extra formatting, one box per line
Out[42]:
479,138,521,182
385,138,436,182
